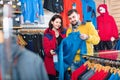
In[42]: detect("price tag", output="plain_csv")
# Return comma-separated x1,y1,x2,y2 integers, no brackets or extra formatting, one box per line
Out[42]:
72,3,76,9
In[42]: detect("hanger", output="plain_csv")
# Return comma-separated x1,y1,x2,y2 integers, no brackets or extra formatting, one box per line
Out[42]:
17,34,27,46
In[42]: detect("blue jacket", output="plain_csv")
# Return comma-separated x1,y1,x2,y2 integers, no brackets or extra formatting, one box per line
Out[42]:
20,0,44,23
0,36,48,80
81,0,97,29
114,39,120,50
55,32,87,80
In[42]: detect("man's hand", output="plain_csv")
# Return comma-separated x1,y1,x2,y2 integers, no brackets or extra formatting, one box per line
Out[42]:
80,34,89,40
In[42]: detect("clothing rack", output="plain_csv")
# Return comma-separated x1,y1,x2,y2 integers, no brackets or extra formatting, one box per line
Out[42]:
0,24,47,35
21,24,47,29
83,55,120,67
0,26,22,30
15,24,47,34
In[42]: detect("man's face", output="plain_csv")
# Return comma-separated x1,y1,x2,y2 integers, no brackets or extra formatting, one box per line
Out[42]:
68,12,80,26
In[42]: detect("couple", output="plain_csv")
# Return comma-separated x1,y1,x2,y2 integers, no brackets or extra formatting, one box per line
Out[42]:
43,9,100,80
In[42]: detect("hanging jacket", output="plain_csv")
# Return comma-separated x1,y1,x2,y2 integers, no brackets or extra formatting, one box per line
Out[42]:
61,0,83,28
20,0,44,23
0,36,48,80
113,38,120,50
55,32,87,80
43,0,63,13
43,28,66,76
97,4,119,41
43,0,54,12
81,0,97,29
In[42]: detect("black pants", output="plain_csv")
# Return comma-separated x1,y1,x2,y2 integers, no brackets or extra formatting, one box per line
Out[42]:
98,41,113,50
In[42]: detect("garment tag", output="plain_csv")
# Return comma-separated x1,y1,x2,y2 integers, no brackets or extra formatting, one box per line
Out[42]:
53,54,58,62
72,3,76,9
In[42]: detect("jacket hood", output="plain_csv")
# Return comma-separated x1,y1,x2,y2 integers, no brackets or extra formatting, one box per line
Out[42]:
44,28,54,35
44,28,62,35
97,4,109,15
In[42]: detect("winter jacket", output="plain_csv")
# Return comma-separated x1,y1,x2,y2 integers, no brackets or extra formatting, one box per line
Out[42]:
55,32,87,80
61,0,83,28
43,28,66,75
43,0,63,13
0,36,48,80
81,0,97,29
66,22,100,56
20,0,44,23
97,4,118,41
114,38,120,50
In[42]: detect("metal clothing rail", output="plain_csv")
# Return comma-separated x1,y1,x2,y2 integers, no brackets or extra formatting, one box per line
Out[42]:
20,24,47,29
94,50,120,55
82,55,120,67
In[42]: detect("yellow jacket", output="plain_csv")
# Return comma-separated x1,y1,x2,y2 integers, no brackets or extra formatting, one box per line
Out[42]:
66,22,100,61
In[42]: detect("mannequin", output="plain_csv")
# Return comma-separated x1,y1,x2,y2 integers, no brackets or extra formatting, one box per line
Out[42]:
99,7,105,13
97,4,119,51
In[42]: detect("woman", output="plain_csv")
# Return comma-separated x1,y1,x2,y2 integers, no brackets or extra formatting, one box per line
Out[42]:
43,14,66,80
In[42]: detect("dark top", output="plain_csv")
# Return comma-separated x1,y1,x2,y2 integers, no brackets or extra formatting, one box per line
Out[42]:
57,35,63,46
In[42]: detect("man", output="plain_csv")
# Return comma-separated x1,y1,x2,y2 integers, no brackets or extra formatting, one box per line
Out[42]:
66,9,100,72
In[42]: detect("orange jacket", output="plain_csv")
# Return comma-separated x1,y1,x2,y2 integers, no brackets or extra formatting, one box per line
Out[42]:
61,0,83,28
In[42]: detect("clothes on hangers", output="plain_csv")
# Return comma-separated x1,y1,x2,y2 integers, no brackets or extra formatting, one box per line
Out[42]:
0,35,49,80
20,0,44,24
60,0,83,28
71,59,120,80
17,34,27,46
18,33,44,59
43,0,63,13
113,38,120,50
81,0,97,29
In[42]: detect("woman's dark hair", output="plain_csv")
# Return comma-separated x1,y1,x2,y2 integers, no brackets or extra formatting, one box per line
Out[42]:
67,9,78,16
48,14,63,31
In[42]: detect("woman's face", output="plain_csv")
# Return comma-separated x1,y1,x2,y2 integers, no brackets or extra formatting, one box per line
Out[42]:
51,18,61,30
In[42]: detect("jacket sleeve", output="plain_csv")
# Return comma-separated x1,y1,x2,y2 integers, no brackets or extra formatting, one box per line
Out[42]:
86,22,100,45
43,36,53,57
111,16,119,39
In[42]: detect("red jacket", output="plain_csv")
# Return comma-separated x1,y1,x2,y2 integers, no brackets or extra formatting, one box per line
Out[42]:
43,28,66,75
97,4,118,41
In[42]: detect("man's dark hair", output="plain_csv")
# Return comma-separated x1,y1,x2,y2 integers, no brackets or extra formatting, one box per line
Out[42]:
67,9,78,16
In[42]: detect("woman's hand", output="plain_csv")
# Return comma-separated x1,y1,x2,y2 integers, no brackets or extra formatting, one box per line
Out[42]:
50,50,55,55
